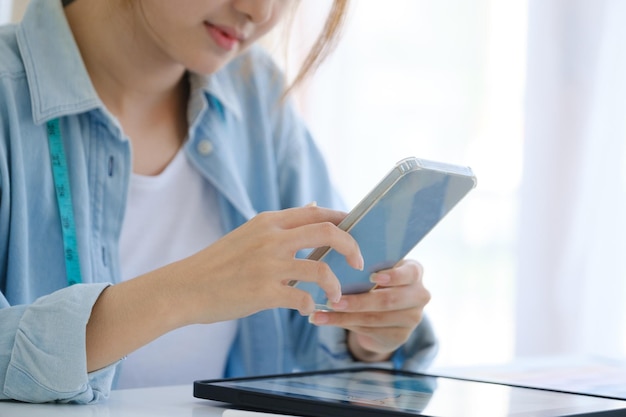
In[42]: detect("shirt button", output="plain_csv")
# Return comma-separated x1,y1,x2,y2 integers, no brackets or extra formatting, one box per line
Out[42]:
197,140,213,156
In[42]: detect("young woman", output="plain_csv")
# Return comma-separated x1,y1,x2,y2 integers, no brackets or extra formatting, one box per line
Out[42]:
0,0,437,404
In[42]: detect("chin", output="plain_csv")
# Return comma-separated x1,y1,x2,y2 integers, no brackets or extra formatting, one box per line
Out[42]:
184,49,243,75
188,56,236,75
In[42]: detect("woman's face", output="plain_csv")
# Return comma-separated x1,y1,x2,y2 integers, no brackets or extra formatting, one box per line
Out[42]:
130,0,289,74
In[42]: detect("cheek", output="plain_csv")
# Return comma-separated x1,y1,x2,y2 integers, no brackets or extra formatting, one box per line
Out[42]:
135,0,201,38
249,10,286,43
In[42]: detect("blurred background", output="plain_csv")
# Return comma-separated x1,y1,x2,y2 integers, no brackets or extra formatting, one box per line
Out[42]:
272,0,626,369
283,0,528,367
3,0,625,370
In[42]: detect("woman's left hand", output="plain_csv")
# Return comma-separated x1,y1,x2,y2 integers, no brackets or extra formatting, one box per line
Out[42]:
308,259,431,362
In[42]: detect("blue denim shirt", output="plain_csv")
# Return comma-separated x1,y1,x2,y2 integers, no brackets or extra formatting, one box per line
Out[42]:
0,0,437,404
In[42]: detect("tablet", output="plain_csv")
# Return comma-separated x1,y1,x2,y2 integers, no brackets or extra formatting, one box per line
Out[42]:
193,367,626,417
289,156,477,309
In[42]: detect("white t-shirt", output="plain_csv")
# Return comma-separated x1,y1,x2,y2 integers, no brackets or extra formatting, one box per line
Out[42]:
117,149,237,389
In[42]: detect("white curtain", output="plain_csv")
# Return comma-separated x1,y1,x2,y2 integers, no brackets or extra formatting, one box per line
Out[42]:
516,0,626,358
295,1,527,367
0,1,12,24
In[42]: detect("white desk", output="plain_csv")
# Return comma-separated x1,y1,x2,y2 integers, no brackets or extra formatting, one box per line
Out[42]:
431,355,626,399
0,384,232,417
3,356,625,416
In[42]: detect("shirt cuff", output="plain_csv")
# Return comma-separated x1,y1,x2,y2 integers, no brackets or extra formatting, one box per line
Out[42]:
3,283,118,403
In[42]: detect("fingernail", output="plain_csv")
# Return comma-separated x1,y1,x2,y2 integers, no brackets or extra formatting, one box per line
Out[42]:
328,299,348,311
370,273,390,284
357,254,365,271
305,201,317,207
308,312,329,325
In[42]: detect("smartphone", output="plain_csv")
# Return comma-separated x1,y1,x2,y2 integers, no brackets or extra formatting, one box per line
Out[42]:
289,156,477,310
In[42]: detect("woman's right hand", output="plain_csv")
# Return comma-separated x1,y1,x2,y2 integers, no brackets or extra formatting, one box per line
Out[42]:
175,205,364,324
87,205,362,372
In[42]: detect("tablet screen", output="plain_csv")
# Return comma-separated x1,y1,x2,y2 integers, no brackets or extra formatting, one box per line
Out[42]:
194,367,626,417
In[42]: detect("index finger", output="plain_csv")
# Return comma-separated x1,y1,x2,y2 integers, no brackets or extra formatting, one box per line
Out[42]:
275,206,349,229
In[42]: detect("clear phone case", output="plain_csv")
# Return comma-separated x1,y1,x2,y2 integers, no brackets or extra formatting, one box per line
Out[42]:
290,157,477,310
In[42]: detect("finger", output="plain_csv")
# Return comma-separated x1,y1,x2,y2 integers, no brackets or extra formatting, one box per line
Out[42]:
269,285,318,316
327,285,430,313
283,222,363,270
247,255,343,304
309,308,423,329
267,206,349,229
370,260,424,288
289,289,319,316
349,328,411,355
287,258,342,303
348,326,410,343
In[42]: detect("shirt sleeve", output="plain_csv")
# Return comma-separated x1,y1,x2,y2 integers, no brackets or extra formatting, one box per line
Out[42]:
0,283,118,403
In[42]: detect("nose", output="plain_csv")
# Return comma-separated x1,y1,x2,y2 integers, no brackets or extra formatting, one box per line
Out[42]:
232,0,275,24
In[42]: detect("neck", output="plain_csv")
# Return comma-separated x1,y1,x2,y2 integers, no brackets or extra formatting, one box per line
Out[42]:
64,1,190,176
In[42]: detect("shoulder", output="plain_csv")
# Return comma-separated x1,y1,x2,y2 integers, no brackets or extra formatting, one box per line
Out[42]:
0,23,26,78
0,23,30,127
0,23,28,122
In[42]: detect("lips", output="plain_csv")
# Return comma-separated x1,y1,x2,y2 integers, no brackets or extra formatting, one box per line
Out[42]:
205,23,242,51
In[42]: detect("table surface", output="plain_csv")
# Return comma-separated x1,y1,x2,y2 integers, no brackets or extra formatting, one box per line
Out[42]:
0,384,230,417
431,354,626,399
2,355,625,416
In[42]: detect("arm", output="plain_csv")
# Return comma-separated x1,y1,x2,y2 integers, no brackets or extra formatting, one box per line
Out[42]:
0,207,362,403
85,206,363,372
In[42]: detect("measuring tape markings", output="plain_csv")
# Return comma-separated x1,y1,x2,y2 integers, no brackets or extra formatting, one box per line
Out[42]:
46,118,83,286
